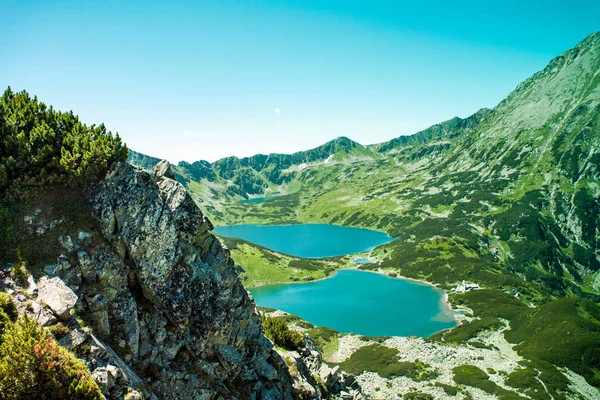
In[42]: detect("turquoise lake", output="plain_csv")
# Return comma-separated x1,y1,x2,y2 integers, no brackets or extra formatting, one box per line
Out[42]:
250,269,457,337
213,223,394,258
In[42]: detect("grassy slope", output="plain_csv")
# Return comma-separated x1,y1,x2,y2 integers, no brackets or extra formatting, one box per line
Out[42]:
219,236,355,287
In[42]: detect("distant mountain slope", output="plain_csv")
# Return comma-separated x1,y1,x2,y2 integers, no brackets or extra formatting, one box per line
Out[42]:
127,150,162,170
370,107,491,153
129,32,600,301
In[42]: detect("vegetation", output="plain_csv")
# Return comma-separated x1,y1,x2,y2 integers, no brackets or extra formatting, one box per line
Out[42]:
0,293,17,338
505,297,600,387
0,87,128,197
260,314,304,350
505,367,553,400
0,88,127,264
452,365,525,399
0,187,99,266
403,392,433,400
337,344,437,380
0,316,102,400
431,316,503,343
10,261,29,284
219,237,346,286
434,382,459,396
306,326,339,360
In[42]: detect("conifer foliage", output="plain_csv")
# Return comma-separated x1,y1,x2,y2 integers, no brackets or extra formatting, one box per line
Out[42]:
0,87,128,198
0,316,102,400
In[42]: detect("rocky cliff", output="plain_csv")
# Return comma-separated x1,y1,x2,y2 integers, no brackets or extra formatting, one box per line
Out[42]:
1,160,353,399
85,160,295,398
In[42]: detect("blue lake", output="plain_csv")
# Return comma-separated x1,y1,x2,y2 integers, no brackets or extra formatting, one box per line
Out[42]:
250,269,457,337
213,223,394,258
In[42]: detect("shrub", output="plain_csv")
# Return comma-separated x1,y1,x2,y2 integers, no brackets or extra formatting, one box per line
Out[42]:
0,316,102,399
261,314,304,350
404,392,433,400
0,292,17,321
0,87,128,198
10,261,29,284
0,293,17,341
48,322,72,340
338,344,437,380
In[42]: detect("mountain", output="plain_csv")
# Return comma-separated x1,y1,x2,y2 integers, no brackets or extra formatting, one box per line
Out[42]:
128,32,600,392
142,32,599,299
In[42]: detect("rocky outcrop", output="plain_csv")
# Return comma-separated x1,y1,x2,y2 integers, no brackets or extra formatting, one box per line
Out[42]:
55,160,296,399
1,159,341,399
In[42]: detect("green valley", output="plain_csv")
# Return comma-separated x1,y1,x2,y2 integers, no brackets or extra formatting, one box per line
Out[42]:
129,32,600,397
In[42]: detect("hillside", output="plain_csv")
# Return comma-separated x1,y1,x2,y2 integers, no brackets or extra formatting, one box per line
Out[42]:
128,32,600,393
131,32,600,301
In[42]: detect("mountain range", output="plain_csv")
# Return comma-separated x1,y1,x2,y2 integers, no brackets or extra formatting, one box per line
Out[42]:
131,32,600,303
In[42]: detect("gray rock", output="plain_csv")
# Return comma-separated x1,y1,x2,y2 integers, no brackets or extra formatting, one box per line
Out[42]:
58,235,77,252
86,162,298,398
78,250,96,282
58,328,88,349
92,367,114,392
78,230,93,242
28,300,57,326
152,159,175,180
44,264,58,275
25,274,37,295
37,276,78,318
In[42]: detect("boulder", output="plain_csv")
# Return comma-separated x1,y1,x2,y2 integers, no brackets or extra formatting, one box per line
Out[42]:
37,276,78,318
151,159,175,180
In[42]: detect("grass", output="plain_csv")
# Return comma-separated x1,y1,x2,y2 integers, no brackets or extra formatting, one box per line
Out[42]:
219,236,347,287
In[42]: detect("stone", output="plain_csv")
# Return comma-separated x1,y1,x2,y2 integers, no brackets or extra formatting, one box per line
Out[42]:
152,159,175,180
58,328,88,349
78,230,93,242
78,251,96,282
28,300,57,326
44,264,58,275
25,274,37,295
37,276,78,318
58,235,77,252
92,367,114,392
86,162,298,398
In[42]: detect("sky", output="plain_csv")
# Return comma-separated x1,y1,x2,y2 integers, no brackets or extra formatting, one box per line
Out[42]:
1,1,599,163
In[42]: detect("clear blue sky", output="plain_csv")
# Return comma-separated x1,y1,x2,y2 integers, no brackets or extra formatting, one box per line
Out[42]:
1,1,598,163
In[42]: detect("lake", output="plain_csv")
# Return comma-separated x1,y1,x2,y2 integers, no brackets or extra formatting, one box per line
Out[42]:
213,223,394,258
250,269,457,337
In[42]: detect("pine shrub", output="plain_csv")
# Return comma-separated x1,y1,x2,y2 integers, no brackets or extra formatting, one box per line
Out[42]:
0,316,102,400
0,87,128,198
261,314,304,350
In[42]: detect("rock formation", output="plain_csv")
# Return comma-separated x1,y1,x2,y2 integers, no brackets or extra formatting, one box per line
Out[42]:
0,160,359,399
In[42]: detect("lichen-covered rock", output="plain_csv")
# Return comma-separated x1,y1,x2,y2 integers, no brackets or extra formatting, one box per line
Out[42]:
37,276,78,318
81,161,298,398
